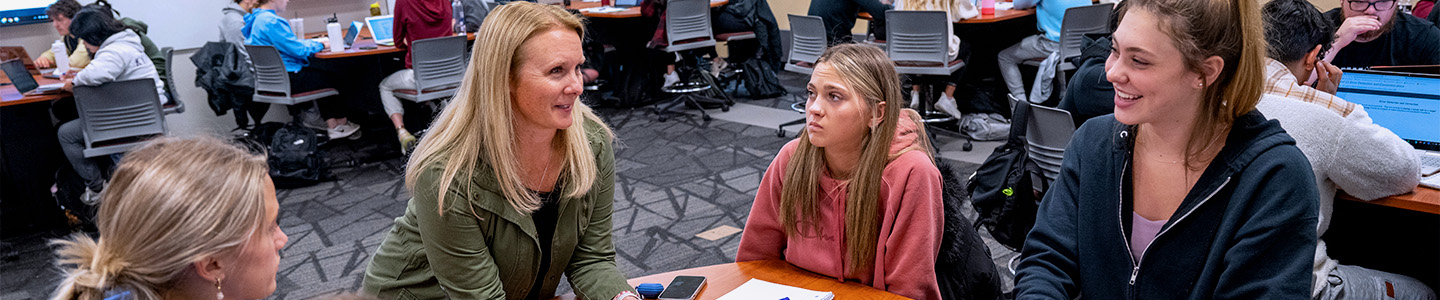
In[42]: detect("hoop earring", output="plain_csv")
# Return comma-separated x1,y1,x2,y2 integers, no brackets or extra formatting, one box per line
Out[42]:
215,278,224,300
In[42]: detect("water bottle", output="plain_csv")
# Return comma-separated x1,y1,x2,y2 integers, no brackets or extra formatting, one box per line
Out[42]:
452,0,466,34
50,40,69,75
326,14,343,52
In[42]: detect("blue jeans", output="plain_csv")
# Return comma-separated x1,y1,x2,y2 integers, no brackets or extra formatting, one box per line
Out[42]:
1320,264,1436,300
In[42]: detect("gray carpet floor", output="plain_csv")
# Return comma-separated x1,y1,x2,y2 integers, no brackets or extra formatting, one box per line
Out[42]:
1,72,1016,300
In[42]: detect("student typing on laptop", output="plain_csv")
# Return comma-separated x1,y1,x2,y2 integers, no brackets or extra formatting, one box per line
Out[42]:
1256,1,1432,299
244,0,362,139
56,6,170,205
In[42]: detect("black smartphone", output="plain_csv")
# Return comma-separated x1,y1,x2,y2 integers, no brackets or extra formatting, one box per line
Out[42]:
657,275,706,300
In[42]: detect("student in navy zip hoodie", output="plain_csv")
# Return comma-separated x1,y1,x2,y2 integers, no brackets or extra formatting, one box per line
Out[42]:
1013,0,1320,298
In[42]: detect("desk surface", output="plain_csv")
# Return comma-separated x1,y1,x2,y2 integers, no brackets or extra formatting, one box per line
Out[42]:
1,73,68,107
859,8,1037,24
555,260,908,300
310,30,475,59
567,0,727,18
1340,186,1440,215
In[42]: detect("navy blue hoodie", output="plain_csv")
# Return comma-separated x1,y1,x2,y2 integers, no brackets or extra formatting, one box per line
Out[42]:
1015,111,1319,299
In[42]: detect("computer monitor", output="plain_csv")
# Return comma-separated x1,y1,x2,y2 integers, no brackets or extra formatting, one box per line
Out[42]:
1335,69,1440,151
364,15,394,46
613,0,640,7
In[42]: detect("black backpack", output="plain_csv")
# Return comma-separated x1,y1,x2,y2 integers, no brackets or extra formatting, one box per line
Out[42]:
937,162,1004,300
967,101,1043,250
739,56,786,98
267,123,334,188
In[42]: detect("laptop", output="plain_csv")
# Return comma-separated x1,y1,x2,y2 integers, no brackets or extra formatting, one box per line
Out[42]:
1334,69,1440,189
612,0,640,8
1371,65,1440,76
364,15,395,46
343,21,364,49
1,59,63,95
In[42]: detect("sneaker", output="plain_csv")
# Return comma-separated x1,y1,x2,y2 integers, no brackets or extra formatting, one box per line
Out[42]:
663,72,680,89
936,94,963,119
909,92,920,109
80,187,101,206
397,129,418,155
711,59,728,77
328,122,361,140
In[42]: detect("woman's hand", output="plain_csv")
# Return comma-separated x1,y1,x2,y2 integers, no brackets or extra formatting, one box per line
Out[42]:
34,57,54,69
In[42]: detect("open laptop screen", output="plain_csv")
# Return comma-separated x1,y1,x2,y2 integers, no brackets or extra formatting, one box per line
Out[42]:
1335,70,1440,151
1,59,38,94
365,15,395,45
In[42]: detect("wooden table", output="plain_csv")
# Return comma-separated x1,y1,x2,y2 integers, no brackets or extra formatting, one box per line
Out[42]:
859,8,1037,24
1,72,69,107
1339,185,1440,215
309,30,475,59
555,260,910,300
567,0,727,18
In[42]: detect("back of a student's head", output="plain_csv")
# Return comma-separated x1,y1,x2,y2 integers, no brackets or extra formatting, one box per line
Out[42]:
67,6,125,48
50,137,281,300
1262,0,1333,64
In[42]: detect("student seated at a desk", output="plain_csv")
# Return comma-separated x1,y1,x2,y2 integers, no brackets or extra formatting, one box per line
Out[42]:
244,0,362,139
891,0,976,118
738,44,943,300
34,0,91,70
997,0,1089,104
808,0,892,44
50,137,287,300
1323,0,1440,67
56,6,169,205
377,0,452,154
1014,0,1319,297
1258,1,1431,298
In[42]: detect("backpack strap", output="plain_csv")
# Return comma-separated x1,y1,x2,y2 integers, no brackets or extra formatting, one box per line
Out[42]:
1007,100,1031,146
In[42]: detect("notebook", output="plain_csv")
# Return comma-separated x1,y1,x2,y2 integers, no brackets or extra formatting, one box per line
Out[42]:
1334,69,1440,177
714,279,834,300
365,15,395,46
2,59,62,95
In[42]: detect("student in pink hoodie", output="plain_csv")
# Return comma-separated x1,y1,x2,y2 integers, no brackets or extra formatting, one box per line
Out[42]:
737,43,944,300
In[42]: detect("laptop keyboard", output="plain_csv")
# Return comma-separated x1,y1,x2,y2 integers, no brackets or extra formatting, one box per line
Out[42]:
1422,152,1440,175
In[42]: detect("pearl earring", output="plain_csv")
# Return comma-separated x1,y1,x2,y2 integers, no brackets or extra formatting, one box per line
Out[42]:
215,278,224,300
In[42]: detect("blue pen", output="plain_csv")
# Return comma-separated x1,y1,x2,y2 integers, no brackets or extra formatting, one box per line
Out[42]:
780,298,790,300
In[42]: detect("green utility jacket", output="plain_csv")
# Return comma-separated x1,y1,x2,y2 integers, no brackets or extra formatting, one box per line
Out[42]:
363,120,633,300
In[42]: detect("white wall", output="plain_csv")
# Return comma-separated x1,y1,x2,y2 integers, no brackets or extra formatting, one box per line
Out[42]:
0,0,373,138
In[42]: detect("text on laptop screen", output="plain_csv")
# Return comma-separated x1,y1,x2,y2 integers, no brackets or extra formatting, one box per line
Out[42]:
366,16,394,42
1335,71,1440,149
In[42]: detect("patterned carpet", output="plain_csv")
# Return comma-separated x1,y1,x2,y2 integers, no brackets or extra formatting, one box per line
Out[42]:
0,73,1004,300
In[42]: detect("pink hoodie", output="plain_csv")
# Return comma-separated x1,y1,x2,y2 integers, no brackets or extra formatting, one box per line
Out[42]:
737,113,944,300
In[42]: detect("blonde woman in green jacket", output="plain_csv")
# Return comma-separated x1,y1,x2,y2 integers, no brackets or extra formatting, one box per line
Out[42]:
361,3,638,300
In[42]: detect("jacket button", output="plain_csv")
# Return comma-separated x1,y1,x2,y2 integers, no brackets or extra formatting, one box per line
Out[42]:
1119,130,1129,139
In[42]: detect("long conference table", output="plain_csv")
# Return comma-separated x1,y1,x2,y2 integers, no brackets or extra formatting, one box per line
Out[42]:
553,260,909,300
1,72,70,107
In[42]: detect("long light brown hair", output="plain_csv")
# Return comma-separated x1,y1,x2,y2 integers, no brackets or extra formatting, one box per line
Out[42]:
779,44,930,277
50,137,271,300
405,2,613,215
1117,0,1266,169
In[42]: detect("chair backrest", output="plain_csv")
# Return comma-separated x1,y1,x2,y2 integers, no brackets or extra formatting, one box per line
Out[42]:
666,0,714,46
72,78,167,147
411,35,468,92
1026,104,1076,183
244,45,292,97
884,10,950,66
1057,3,1114,63
162,47,177,100
787,14,827,68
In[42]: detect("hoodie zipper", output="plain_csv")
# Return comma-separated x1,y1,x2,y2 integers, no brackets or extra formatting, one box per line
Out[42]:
1119,160,1234,287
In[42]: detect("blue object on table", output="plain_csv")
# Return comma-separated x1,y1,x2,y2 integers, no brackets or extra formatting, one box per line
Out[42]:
636,283,665,299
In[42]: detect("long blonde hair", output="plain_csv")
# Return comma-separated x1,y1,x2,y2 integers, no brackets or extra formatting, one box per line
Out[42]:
405,2,613,215
50,137,271,300
1118,0,1266,169
779,44,929,278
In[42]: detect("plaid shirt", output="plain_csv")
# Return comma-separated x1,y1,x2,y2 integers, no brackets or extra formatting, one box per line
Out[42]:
1263,58,1356,117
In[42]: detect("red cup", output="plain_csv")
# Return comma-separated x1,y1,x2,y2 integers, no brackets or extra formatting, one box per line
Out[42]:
602,0,612,6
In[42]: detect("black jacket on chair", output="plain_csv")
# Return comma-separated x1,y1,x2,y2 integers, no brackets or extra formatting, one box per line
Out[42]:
937,162,1004,300
719,0,784,69
191,41,255,120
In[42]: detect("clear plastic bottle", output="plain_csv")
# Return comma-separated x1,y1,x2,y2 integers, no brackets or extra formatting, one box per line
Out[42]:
452,0,466,34
51,40,69,75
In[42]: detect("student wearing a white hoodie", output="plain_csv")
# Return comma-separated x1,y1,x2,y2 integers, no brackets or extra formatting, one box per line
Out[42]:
1258,0,1431,299
57,6,169,205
